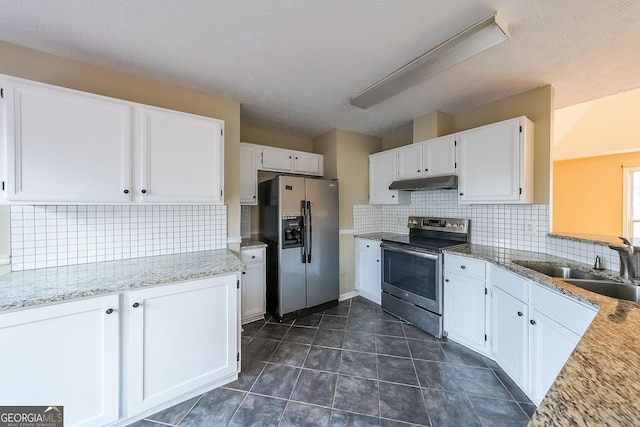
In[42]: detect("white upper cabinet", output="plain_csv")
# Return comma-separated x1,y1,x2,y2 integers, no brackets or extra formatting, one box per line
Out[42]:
261,146,294,172
395,135,457,181
457,116,534,204
423,135,456,177
369,149,410,204
260,145,323,176
3,77,132,203
240,143,258,205
138,106,224,203
1,75,225,204
395,143,423,180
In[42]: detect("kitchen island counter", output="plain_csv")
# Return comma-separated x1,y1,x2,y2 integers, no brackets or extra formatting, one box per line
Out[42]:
446,244,640,426
0,249,244,312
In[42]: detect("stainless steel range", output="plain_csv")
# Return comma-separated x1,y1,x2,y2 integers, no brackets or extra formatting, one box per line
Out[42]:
381,216,470,338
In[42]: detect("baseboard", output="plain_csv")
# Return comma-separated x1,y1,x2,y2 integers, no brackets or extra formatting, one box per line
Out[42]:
339,290,359,301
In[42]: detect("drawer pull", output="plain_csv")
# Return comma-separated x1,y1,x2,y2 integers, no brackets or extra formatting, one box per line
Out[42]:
132,302,140,308
530,319,536,325
106,308,114,315
517,311,523,317
460,265,466,269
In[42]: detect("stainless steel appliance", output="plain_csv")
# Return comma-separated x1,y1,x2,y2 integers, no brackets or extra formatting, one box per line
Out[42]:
381,216,470,338
259,176,340,321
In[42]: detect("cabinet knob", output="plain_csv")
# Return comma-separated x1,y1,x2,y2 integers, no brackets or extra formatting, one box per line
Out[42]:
106,308,114,315
252,255,256,259
132,302,140,308
517,311,523,317
530,319,536,325
376,259,380,263
425,168,428,171
289,156,292,159
242,271,246,275
459,193,464,196
417,170,420,173
295,157,298,159
392,195,395,198
123,189,129,194
366,245,370,248
460,265,466,269
141,189,147,194
253,196,256,199
445,278,449,282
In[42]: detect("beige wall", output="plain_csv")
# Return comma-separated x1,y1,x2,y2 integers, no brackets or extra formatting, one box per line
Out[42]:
241,125,314,152
413,110,452,142
381,127,412,151
450,85,553,204
314,129,381,295
0,41,242,259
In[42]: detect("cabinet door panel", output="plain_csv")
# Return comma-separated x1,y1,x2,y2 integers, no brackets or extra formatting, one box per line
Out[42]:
5,79,131,202
395,144,423,180
261,147,293,172
240,144,258,204
529,310,580,405
127,275,238,414
458,119,521,203
423,135,456,177
491,287,528,388
241,262,266,324
0,295,120,427
139,107,224,203
369,151,408,204
443,272,486,352
294,152,322,175
356,239,381,304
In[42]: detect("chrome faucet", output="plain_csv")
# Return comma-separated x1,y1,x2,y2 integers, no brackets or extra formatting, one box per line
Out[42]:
608,237,637,279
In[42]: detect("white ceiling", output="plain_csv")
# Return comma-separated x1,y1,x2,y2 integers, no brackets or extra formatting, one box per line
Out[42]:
2,0,640,138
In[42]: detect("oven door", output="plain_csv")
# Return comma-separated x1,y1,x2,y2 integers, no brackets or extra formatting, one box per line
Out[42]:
380,243,442,314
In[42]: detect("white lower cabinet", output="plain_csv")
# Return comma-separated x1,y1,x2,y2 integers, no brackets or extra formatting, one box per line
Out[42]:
355,238,382,304
491,286,529,388
240,247,266,324
443,255,488,355
0,295,121,427
445,257,598,406
125,275,238,415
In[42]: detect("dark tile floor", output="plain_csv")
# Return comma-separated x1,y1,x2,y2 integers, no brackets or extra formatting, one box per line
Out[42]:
130,296,535,427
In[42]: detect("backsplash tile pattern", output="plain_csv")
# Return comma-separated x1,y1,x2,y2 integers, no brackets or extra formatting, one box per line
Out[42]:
10,205,227,271
354,190,548,252
353,189,625,268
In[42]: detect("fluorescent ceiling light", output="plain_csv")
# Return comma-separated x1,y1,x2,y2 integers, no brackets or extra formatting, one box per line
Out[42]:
350,13,509,109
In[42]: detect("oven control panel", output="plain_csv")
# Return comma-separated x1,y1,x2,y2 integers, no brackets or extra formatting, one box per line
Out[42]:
408,216,469,233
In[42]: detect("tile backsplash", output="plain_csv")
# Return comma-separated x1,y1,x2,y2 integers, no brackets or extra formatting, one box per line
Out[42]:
353,189,626,271
10,205,227,271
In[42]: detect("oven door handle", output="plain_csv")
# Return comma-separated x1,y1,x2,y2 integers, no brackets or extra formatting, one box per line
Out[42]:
380,244,440,260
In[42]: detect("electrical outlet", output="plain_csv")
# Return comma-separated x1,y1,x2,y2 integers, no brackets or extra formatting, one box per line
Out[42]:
524,220,537,235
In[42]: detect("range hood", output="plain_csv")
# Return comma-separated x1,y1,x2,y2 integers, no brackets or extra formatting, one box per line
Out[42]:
388,175,458,191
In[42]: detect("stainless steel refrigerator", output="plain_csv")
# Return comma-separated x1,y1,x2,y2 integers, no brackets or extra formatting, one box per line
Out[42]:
259,176,339,321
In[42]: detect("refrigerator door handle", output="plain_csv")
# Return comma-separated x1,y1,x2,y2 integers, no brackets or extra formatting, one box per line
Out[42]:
300,200,307,263
307,201,312,263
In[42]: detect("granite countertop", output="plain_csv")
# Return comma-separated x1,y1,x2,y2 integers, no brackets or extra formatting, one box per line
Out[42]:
240,238,268,249
549,232,640,247
446,244,640,426
0,250,244,312
354,232,407,241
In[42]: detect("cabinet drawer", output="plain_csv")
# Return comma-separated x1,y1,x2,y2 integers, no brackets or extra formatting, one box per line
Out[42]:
357,239,381,256
531,283,597,336
445,255,485,280
240,248,265,263
490,265,529,302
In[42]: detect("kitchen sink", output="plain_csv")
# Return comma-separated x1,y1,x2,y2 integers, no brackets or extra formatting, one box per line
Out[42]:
563,279,640,302
514,261,606,280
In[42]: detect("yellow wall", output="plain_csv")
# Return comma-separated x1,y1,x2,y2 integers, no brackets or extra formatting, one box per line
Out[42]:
381,127,412,151
314,129,381,295
0,41,242,254
241,125,314,152
553,151,640,235
450,85,554,204
413,110,452,142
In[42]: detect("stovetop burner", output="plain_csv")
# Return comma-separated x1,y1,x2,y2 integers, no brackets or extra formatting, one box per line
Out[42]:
381,216,470,252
